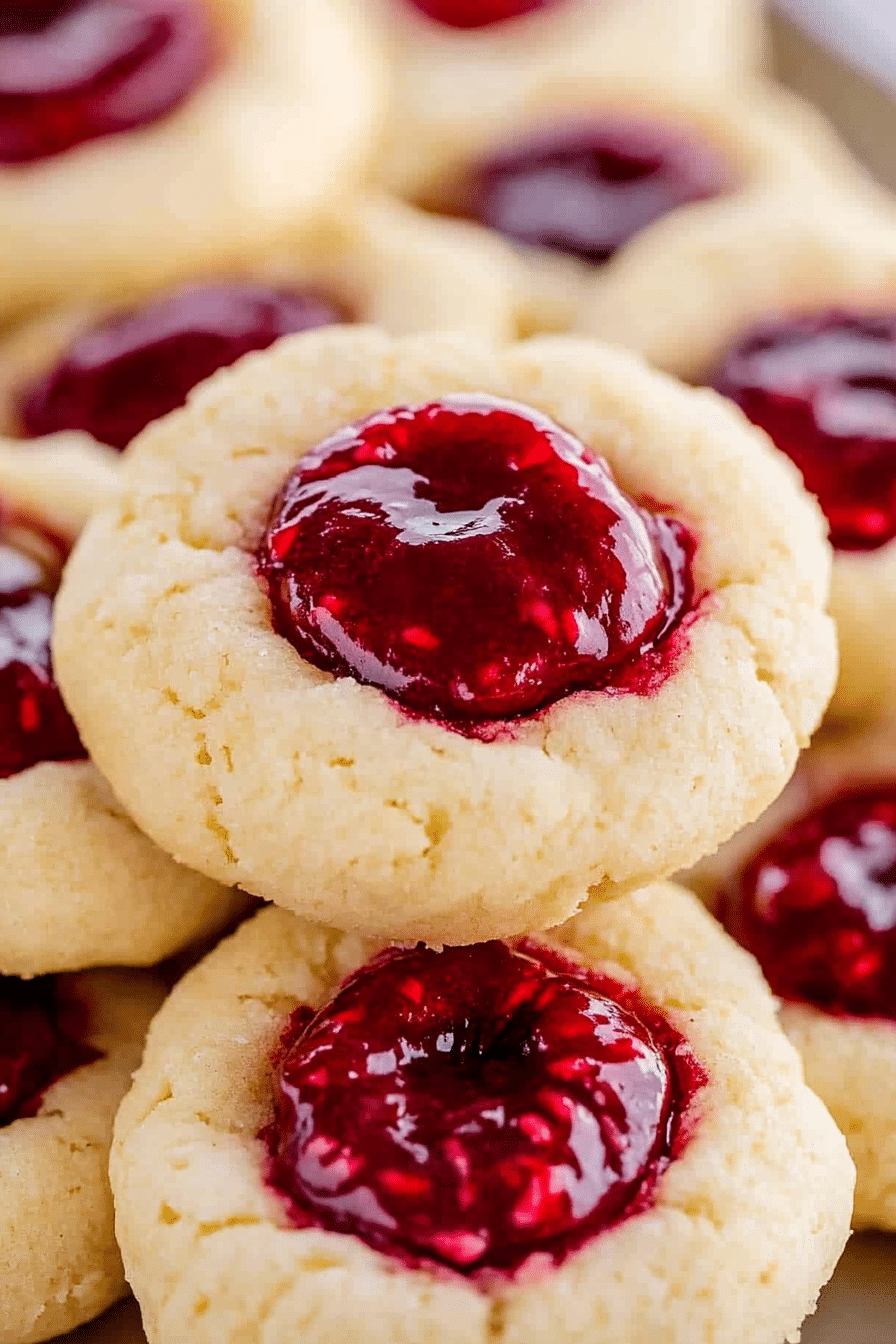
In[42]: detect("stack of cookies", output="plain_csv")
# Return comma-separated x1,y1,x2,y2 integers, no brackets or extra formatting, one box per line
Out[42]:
0,2,894,1343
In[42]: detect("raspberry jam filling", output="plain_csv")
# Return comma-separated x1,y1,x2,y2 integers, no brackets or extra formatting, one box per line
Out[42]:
0,0,215,164
714,312,896,552
266,940,705,1277
257,396,694,730
20,282,350,451
0,513,85,778
456,120,731,266
406,0,557,28
0,975,100,1126
721,787,896,1019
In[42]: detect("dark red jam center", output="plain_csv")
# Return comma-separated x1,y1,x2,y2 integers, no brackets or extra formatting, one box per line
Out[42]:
0,974,100,1125
714,312,896,552
257,396,694,731
0,0,214,164
405,0,556,28
20,282,350,451
0,513,85,778
266,940,705,1277
721,787,896,1019
456,120,731,266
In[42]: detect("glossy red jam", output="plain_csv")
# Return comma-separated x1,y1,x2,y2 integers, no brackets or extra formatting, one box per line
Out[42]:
0,514,85,778
20,282,350,451
266,940,705,1277
721,787,896,1018
0,975,100,1126
461,120,731,266
406,0,556,28
0,0,214,164
257,396,694,731
714,312,896,552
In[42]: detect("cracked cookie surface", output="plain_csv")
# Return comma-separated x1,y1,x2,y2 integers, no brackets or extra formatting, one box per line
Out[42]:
2,969,165,1344
54,327,836,943
582,198,896,723
110,889,853,1344
0,439,246,976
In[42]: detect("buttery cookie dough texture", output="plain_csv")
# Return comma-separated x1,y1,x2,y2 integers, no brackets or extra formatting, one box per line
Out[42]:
55,328,836,943
0,193,522,456
2,970,164,1344
582,200,896,722
685,724,896,1232
0,441,246,977
374,35,876,335
0,0,385,319
373,0,767,196
110,888,853,1344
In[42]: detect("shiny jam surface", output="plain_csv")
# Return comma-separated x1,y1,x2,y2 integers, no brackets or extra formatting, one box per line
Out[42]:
0,0,214,164
0,974,100,1125
266,940,705,1278
405,0,556,28
714,312,896,552
721,787,896,1019
0,514,85,778
257,396,694,732
21,282,350,450
461,120,731,266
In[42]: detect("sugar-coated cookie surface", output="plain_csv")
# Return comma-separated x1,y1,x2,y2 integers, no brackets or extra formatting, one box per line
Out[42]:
0,0,385,320
53,327,836,943
0,441,247,976
581,198,896,723
110,889,853,1344
2,969,165,1344
685,723,896,1230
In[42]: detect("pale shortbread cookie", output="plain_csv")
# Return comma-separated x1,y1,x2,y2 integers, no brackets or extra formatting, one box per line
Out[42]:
2,969,165,1344
374,0,767,197
685,722,896,1230
0,0,384,320
582,197,896,723
375,69,878,333
0,444,246,977
110,890,854,1344
0,195,522,456
53,328,836,943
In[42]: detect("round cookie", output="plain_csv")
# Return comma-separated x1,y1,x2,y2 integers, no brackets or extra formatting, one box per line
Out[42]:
0,0,385,320
2,967,165,1344
110,891,853,1344
374,0,767,199
582,197,896,723
685,722,896,1230
0,195,521,457
0,442,246,977
53,327,837,943
373,65,878,334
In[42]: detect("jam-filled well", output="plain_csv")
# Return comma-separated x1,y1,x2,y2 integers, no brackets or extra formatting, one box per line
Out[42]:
0,511,84,777
20,282,350,450
721,786,896,1019
0,975,100,1126
714,311,896,552
266,940,705,1277
0,0,215,164
454,120,731,266
257,395,694,731
405,0,558,28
